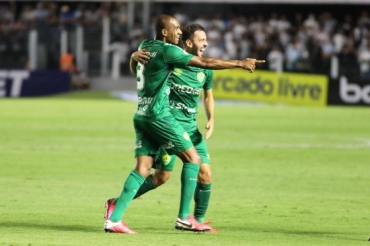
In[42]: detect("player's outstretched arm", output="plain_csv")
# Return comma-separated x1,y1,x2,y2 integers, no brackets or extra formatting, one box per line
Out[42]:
188,56,265,72
130,49,151,74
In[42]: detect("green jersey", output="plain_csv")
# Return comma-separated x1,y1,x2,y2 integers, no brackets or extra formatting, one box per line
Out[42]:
169,66,213,122
134,39,193,121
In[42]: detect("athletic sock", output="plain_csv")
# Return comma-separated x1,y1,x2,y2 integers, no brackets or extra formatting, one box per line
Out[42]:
178,163,200,220
113,174,156,203
109,170,145,222
194,182,212,223
133,174,156,199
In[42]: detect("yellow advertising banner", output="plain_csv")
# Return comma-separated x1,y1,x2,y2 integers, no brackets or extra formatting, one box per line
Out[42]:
212,70,328,106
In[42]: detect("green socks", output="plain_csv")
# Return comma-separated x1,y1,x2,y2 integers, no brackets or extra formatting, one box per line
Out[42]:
109,165,209,223
133,174,156,199
113,174,156,204
109,170,145,222
178,163,200,220
194,182,212,223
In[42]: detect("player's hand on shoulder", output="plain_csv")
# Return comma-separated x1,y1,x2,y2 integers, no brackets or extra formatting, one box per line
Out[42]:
131,49,151,64
242,58,265,73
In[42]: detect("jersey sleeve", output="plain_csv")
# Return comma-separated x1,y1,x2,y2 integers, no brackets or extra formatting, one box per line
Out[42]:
137,40,146,50
163,45,194,67
203,70,214,90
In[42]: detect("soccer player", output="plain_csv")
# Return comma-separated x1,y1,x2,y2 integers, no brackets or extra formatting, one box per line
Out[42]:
138,23,217,232
104,14,264,234
107,23,219,232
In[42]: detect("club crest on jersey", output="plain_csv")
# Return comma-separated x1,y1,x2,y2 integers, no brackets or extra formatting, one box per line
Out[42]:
173,68,182,76
197,72,205,82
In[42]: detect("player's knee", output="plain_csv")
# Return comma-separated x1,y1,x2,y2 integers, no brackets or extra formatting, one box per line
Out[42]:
177,149,201,165
156,175,169,186
198,166,212,183
188,153,201,165
153,170,172,186
135,161,152,178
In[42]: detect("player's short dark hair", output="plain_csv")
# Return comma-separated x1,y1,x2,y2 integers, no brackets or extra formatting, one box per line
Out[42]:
155,14,175,38
181,23,205,43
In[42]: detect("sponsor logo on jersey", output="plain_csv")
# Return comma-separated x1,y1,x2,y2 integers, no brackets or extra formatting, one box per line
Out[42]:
170,101,197,114
136,109,146,115
206,154,210,160
171,83,201,95
135,140,142,149
183,132,191,141
162,141,175,149
197,72,205,83
136,104,148,115
138,97,153,105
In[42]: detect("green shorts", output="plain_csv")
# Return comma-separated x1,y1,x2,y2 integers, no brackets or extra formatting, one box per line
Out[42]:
153,122,210,171
134,115,194,158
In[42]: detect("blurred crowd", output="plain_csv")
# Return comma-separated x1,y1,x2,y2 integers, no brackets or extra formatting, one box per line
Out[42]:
171,9,370,80
0,1,370,79
0,1,112,70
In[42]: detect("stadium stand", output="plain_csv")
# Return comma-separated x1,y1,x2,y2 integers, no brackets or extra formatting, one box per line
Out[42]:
0,1,369,80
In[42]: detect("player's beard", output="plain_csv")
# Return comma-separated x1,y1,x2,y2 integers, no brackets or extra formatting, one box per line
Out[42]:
192,45,202,57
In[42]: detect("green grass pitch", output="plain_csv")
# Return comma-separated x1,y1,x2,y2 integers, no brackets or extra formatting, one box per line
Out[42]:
0,91,369,245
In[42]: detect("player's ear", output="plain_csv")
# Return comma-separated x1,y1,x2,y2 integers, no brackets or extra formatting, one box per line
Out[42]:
161,29,168,37
185,39,192,48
